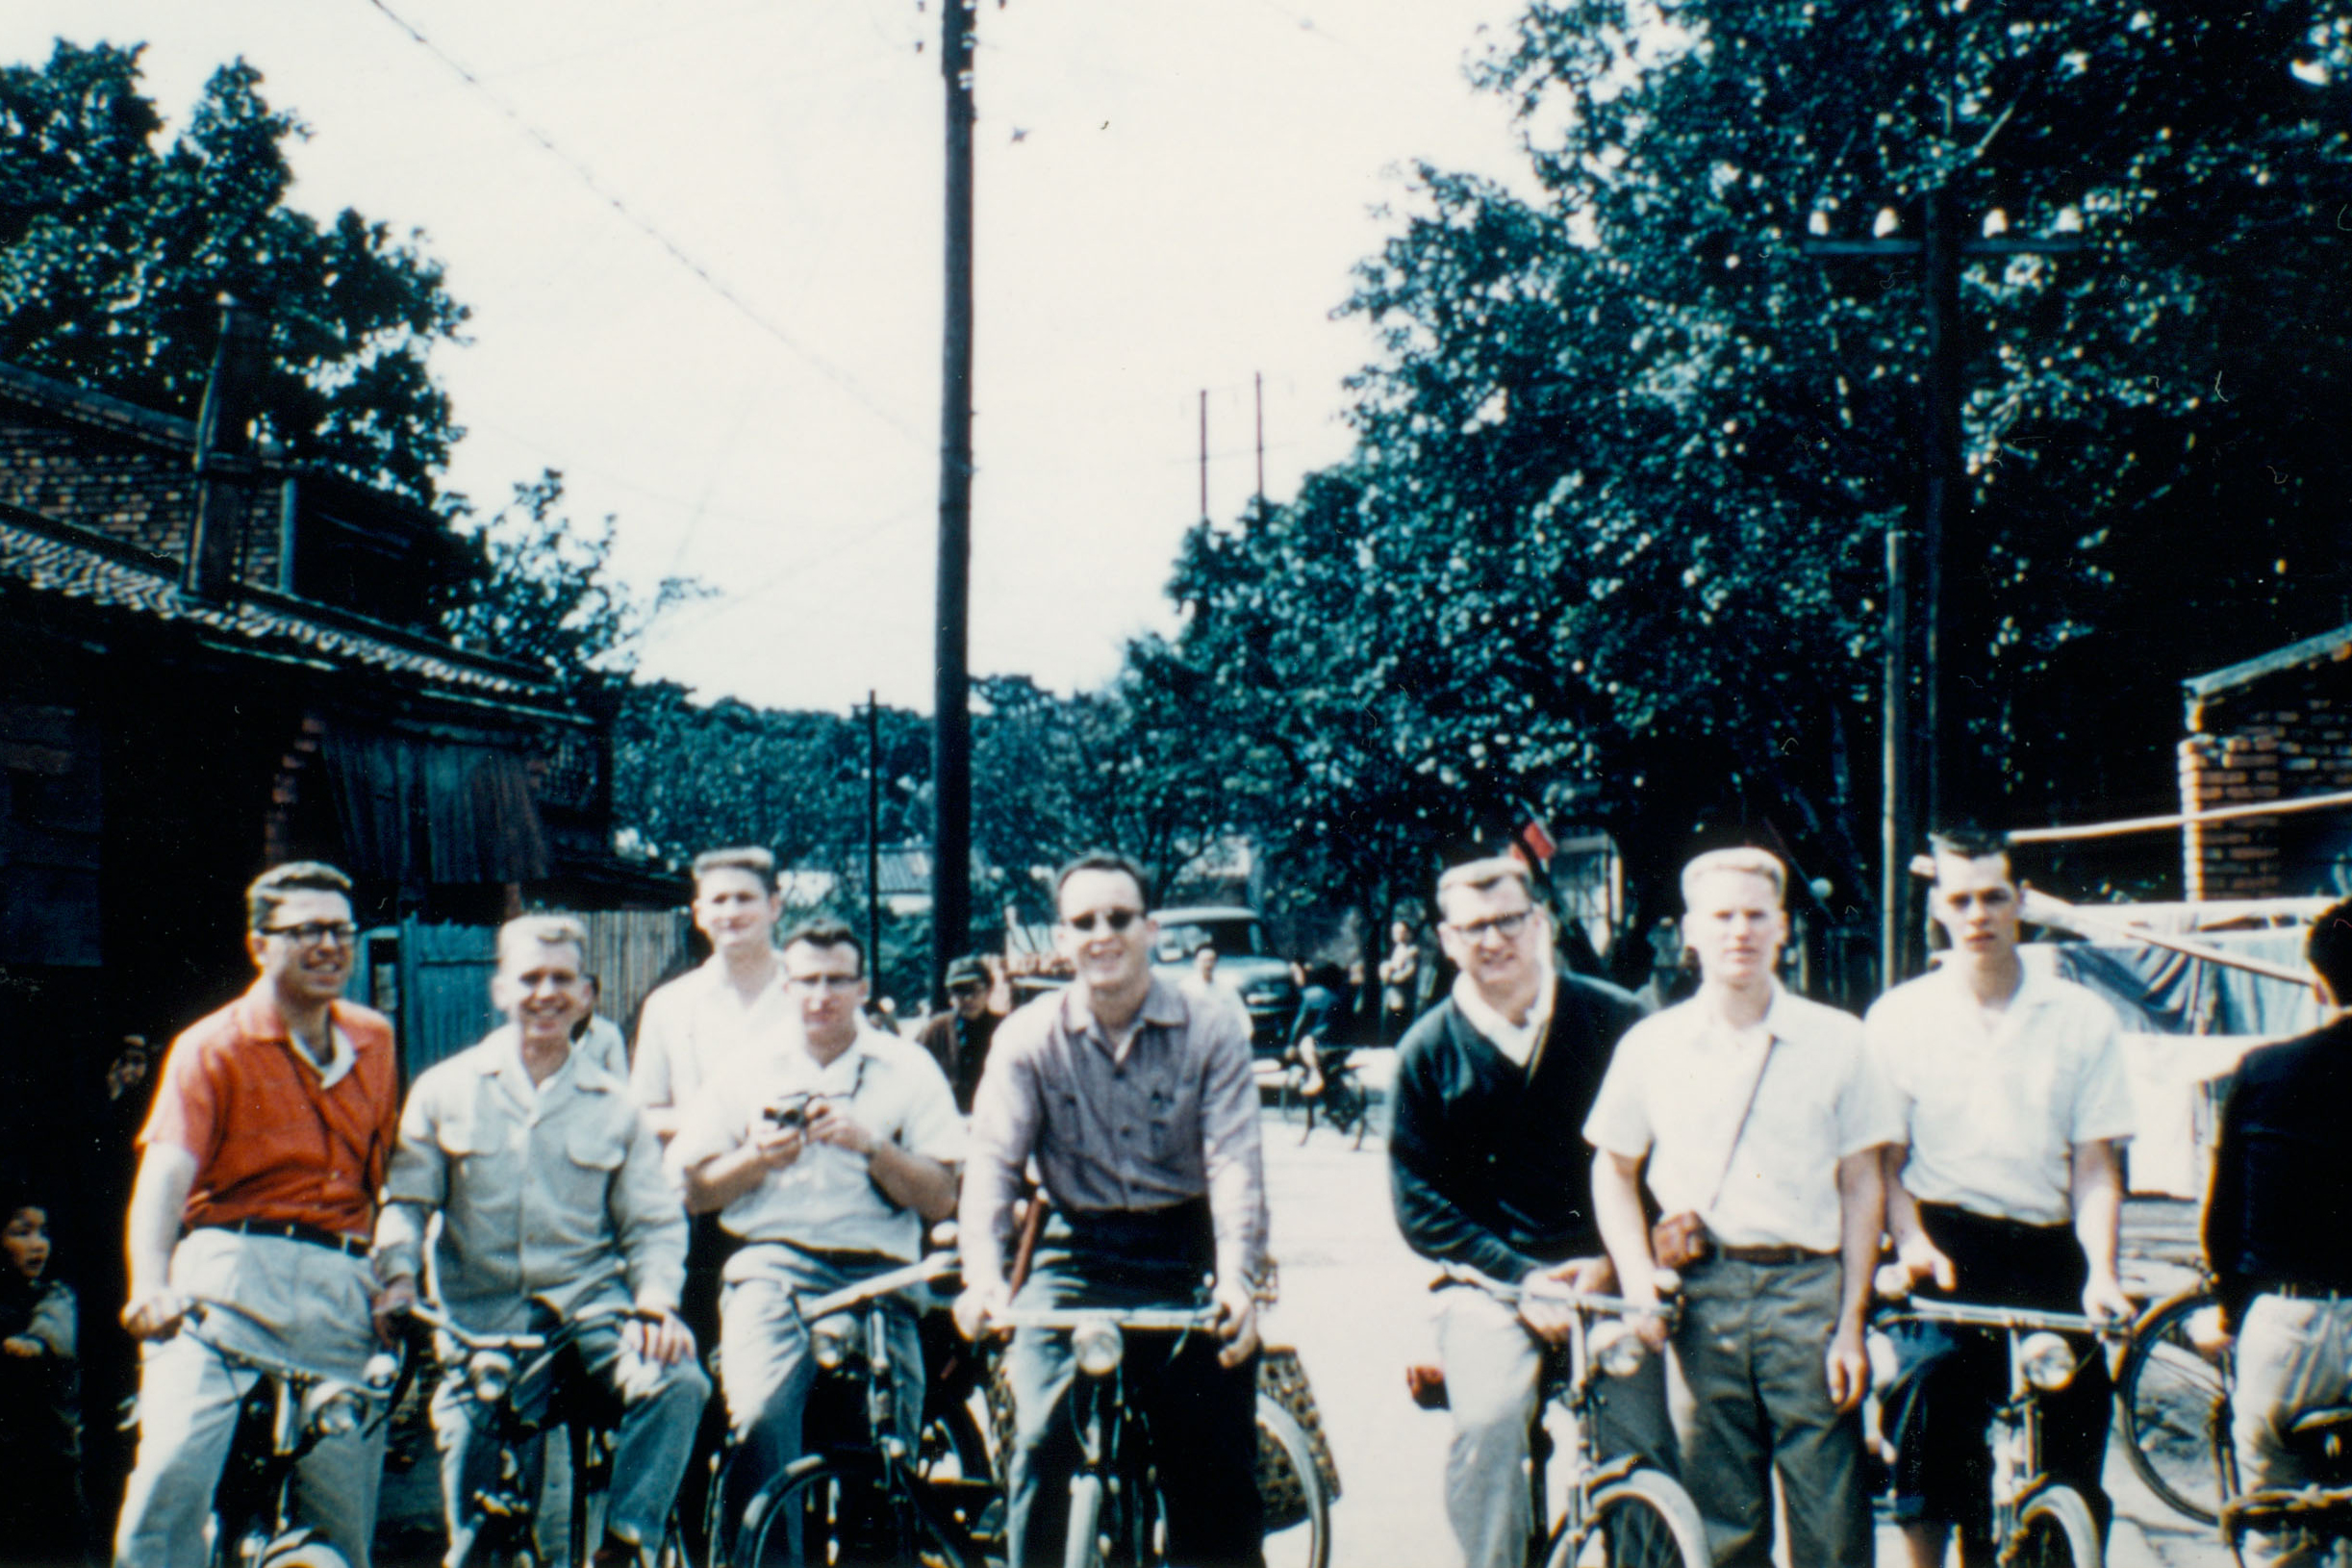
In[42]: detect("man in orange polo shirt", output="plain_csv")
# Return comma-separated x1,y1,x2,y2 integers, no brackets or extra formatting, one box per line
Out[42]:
114,861,403,1568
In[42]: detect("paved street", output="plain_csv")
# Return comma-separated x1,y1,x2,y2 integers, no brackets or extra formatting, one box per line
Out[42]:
1256,1062,2236,1568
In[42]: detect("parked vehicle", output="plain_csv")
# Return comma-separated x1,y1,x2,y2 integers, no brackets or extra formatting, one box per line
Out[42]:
1150,906,1297,1052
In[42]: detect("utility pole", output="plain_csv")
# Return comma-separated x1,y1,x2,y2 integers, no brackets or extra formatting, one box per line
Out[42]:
1198,389,1209,522
1253,371,1265,506
866,691,882,986
931,0,976,1006
1808,202,2082,986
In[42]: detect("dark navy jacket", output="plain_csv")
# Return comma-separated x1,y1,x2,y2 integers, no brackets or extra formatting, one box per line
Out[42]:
1387,967,1646,1284
2204,1014,2352,1328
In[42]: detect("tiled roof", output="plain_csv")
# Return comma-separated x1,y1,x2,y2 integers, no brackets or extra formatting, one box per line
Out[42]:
0,503,576,719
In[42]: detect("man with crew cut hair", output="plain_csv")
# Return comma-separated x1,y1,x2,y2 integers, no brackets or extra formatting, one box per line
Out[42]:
1587,846,1897,1568
1867,826,2135,1568
114,862,402,1568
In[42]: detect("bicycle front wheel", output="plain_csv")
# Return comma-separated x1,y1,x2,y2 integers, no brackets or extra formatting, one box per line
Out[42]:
2117,1285,2232,1526
2013,1484,2101,1568
1256,1396,1331,1568
1546,1467,1709,1568
737,1453,971,1568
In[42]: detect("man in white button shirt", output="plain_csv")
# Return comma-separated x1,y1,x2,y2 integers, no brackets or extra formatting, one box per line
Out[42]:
1587,846,1897,1568
1867,827,2135,1568
632,847,796,1142
669,919,962,1558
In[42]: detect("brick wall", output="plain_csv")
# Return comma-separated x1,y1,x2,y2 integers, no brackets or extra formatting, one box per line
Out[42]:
2180,660,2352,898
0,412,194,560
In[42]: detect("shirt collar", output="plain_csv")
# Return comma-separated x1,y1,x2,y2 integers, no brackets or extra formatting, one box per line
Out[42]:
238,983,359,1087
1451,965,1556,1069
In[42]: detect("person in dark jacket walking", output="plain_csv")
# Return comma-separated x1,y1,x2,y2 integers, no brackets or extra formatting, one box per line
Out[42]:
1386,855,1667,1568
2204,893,2352,1568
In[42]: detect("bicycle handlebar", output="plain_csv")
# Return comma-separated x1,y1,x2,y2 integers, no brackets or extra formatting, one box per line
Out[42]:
1439,1266,1677,1320
1871,1297,2125,1337
996,1305,1225,1333
797,1252,961,1323
403,1300,639,1355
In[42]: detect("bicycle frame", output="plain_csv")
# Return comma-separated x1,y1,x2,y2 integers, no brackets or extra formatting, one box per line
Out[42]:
180,1304,402,1568
1440,1269,1680,1562
1872,1298,2116,1551
997,1304,1225,1568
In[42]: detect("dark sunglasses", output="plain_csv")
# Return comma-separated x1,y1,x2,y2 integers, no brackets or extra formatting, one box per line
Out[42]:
1063,909,1143,934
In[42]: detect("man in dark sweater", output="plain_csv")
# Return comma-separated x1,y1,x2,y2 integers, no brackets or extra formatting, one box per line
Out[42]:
1387,855,1667,1568
2204,893,2352,1568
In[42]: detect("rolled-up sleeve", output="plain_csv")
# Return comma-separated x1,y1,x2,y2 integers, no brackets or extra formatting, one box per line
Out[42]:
373,1070,449,1285
1196,1000,1268,1291
612,1113,688,1314
959,1017,1044,1295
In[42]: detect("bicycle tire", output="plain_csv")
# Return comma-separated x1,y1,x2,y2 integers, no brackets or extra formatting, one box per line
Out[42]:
1254,1395,1331,1568
2012,1484,2101,1568
2117,1285,2232,1526
1062,1472,1107,1568
1544,1466,1709,1568
737,1452,972,1568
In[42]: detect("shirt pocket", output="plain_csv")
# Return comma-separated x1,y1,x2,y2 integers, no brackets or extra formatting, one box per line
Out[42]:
1144,1081,1200,1168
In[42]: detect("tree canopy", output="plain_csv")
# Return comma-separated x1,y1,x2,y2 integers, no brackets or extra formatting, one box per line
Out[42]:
0,40,468,505
1135,0,2352,955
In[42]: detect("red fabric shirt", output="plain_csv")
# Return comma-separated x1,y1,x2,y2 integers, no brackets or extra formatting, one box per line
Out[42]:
140,981,400,1239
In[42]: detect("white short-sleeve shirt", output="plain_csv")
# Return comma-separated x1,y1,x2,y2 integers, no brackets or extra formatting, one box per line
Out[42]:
1584,984,1901,1253
1865,962,2136,1227
668,1023,965,1262
629,956,793,1115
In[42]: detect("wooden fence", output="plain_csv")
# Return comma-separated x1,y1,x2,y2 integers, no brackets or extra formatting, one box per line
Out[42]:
353,908,693,1081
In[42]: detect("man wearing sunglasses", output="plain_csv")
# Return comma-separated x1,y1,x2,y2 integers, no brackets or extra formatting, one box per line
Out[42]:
114,862,403,1568
957,851,1270,1568
670,919,962,1559
1387,854,1668,1568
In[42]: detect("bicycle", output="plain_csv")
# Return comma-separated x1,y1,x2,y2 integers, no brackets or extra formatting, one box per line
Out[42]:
1407,1269,1707,1568
996,1301,1332,1568
174,1301,406,1568
722,1252,981,1568
2113,1280,2234,1526
2219,1389,2352,1566
1284,1047,1372,1150
408,1301,687,1568
1870,1297,2123,1568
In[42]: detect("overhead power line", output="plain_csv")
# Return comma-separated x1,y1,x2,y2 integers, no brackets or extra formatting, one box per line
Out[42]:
360,0,926,448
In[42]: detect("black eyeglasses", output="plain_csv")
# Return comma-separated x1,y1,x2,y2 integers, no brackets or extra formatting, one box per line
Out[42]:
262,921,358,948
1448,908,1536,942
1063,909,1143,934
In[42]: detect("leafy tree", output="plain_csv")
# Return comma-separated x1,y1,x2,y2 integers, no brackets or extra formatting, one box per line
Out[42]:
0,40,468,504
440,470,708,695
1145,0,2352,958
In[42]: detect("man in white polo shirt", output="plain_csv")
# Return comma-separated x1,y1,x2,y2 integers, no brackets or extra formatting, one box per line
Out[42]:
1868,826,2135,1567
1587,846,1897,1568
669,918,962,1558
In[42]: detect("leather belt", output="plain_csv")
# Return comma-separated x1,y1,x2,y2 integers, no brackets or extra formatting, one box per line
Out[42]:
1714,1244,1834,1267
201,1218,369,1259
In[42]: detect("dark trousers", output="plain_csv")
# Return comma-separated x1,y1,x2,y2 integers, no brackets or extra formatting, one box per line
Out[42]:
1003,1202,1263,1568
1885,1203,2112,1551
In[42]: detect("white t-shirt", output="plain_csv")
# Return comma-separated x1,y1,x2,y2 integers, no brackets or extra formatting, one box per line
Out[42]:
1584,984,1901,1253
629,955,793,1115
668,1024,965,1262
1865,962,2137,1227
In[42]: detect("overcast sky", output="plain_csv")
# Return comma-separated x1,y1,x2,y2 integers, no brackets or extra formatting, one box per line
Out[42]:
3,1,1537,713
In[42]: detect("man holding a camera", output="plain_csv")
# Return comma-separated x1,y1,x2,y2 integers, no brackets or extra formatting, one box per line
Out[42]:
1586,847,1898,1568
669,919,962,1554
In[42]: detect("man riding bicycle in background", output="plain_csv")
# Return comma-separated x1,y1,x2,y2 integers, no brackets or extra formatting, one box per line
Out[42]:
375,915,707,1568
1386,853,1669,1568
114,862,402,1568
669,917,961,1559
1865,826,2136,1567
2205,892,2352,1568
955,850,1270,1568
